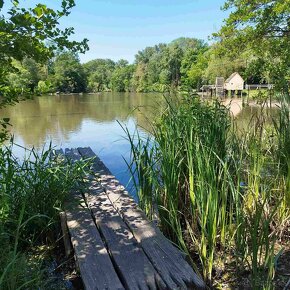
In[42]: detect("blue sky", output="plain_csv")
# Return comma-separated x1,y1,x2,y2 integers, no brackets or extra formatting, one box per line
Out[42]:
5,0,229,63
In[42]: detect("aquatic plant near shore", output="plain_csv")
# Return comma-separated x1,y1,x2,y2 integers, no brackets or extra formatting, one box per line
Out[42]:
125,94,289,288
0,143,90,289
273,96,290,197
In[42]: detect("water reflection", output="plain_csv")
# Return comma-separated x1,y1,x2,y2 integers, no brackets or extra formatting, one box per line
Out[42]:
0,93,278,199
1,93,163,147
234,103,280,133
0,92,164,197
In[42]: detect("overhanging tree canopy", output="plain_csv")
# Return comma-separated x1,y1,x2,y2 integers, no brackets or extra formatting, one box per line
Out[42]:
215,0,290,92
0,0,89,141
0,0,88,90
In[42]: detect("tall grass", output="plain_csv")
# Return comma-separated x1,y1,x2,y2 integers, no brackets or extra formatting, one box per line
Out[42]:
0,143,89,289
125,94,290,288
273,95,290,197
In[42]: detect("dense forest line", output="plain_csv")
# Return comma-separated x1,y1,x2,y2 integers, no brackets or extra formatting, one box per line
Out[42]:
6,37,269,94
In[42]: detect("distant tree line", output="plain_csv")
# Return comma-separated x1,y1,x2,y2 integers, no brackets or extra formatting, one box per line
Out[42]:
5,35,284,94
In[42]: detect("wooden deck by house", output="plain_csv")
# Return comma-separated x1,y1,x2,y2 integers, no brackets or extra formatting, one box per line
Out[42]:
54,147,206,290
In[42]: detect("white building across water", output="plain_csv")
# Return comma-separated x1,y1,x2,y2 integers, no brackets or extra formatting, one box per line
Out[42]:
224,72,244,91
201,72,245,97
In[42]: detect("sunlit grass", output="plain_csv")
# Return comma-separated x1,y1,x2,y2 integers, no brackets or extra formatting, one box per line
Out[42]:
125,94,290,288
0,143,90,289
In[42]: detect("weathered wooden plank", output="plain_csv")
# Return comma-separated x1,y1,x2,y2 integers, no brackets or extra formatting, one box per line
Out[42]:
78,147,206,290
86,189,165,290
65,148,82,162
66,147,165,289
66,196,125,290
59,211,72,257
64,148,125,290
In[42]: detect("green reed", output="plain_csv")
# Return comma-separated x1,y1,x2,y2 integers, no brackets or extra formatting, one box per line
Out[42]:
235,139,278,289
126,96,232,281
125,94,289,288
0,143,90,289
121,124,157,219
273,95,290,202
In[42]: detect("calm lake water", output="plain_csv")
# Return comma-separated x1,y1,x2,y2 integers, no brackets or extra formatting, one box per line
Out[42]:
0,92,165,199
0,93,278,199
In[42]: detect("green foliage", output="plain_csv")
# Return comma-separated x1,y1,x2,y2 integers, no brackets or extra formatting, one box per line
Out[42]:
6,58,47,92
133,38,207,92
80,46,210,93
111,61,135,92
202,45,247,83
36,80,53,94
0,0,89,134
83,59,115,92
126,95,289,288
51,52,86,93
0,144,91,289
215,0,290,93
170,37,207,52
0,0,88,77
182,49,209,90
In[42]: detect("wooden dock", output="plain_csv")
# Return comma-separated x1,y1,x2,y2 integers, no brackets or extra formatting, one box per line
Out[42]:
55,147,205,290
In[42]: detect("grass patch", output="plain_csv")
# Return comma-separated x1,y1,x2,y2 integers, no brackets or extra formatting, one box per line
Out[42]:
0,143,90,289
